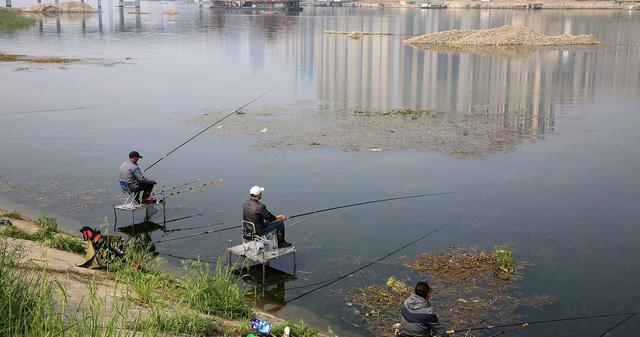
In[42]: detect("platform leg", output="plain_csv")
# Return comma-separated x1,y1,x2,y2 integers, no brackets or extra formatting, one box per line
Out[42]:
228,250,232,267
131,211,135,226
113,207,117,232
162,201,166,226
293,251,297,275
262,263,265,284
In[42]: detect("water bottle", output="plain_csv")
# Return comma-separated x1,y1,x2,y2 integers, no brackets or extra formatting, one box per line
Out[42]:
250,317,272,335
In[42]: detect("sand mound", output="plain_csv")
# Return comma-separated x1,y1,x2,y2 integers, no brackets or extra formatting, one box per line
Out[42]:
22,2,97,13
403,25,600,46
163,8,179,15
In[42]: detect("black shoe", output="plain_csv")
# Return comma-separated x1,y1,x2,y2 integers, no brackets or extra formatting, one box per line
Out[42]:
278,241,292,248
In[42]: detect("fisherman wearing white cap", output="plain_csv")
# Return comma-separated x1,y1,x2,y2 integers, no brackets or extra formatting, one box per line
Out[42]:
242,186,292,248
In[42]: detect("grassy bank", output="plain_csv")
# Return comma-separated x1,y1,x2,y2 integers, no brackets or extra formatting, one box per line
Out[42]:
0,209,323,336
0,8,36,32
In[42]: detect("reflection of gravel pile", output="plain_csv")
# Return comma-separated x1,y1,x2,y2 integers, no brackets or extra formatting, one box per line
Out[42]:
193,105,546,159
22,2,97,13
325,31,393,39
403,25,600,46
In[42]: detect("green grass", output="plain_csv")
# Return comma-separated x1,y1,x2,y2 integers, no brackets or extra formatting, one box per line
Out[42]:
181,258,252,320
494,246,516,274
272,320,320,337
134,309,222,336
0,214,85,254
0,8,36,32
3,210,23,220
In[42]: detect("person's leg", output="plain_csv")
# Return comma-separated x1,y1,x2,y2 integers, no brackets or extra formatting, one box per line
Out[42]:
139,181,155,203
263,221,284,234
264,221,291,248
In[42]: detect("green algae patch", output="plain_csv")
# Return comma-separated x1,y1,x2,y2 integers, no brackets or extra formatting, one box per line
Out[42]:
0,53,77,64
0,8,37,32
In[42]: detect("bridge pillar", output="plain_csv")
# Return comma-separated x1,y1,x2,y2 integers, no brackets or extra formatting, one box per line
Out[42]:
5,0,11,8
55,0,58,4
97,0,101,10
135,0,140,8
37,0,41,4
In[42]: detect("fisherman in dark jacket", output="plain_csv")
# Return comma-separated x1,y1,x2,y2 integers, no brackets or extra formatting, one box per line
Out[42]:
242,185,292,248
119,151,157,204
398,281,446,337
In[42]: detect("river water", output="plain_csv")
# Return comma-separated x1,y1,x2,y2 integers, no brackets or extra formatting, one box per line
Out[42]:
1,2,639,336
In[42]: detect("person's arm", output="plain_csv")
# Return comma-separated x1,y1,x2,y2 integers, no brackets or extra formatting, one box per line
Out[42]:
258,204,277,223
133,166,155,185
426,313,446,337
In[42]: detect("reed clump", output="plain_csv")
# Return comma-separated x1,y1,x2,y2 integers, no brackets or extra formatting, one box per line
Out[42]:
0,8,36,32
181,258,253,319
0,214,85,254
2,209,24,219
272,320,320,337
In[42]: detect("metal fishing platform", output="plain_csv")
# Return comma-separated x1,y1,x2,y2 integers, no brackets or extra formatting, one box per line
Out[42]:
228,241,297,283
113,181,166,230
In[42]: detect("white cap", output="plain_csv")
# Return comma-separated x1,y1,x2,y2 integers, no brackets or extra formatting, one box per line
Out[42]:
249,186,264,196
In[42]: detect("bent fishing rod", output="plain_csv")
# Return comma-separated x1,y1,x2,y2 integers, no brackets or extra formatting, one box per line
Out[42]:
144,84,281,172
445,312,637,335
154,191,458,244
284,216,461,303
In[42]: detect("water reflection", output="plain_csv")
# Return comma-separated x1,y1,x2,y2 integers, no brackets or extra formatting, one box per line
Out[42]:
238,265,297,313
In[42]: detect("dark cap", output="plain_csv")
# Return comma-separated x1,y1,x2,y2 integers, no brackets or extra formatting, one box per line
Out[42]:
129,151,142,158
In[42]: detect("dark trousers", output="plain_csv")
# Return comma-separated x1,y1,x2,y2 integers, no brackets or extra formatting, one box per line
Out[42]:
260,221,284,236
134,181,155,202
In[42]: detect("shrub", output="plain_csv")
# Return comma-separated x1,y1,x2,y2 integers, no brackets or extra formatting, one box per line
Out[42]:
272,320,320,337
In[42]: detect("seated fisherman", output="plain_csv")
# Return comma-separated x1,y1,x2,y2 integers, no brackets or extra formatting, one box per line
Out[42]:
242,185,292,248
397,281,446,337
119,151,157,204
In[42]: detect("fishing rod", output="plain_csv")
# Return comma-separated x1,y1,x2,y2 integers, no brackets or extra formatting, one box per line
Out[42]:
161,179,223,199
161,222,225,236
288,192,458,219
445,312,636,335
597,312,636,337
5,106,87,115
157,179,201,194
163,213,202,224
143,84,281,172
155,191,458,243
284,216,460,303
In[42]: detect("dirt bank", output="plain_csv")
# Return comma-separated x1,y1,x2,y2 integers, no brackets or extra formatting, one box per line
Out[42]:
21,2,97,14
0,207,297,336
403,25,600,47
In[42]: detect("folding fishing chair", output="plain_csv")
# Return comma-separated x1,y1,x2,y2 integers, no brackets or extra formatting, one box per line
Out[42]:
241,220,278,256
112,181,166,231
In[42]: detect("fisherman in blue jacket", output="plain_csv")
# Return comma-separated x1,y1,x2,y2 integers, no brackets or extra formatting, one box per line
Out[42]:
398,281,446,337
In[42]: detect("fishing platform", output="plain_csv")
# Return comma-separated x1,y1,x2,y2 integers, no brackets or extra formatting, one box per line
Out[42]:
113,181,166,230
228,243,296,283
228,220,297,282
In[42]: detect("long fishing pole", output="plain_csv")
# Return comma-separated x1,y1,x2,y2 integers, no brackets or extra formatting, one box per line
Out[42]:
161,179,223,199
144,84,281,172
284,216,461,303
163,213,202,224
162,222,225,235
288,192,458,219
445,312,636,335
597,312,636,337
155,191,458,243
5,106,87,115
157,179,201,194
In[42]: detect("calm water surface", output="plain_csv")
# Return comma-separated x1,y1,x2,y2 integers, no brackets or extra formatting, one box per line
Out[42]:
1,2,639,336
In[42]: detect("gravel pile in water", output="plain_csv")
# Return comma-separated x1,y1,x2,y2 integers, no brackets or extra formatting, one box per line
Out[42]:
403,25,600,46
22,2,97,13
